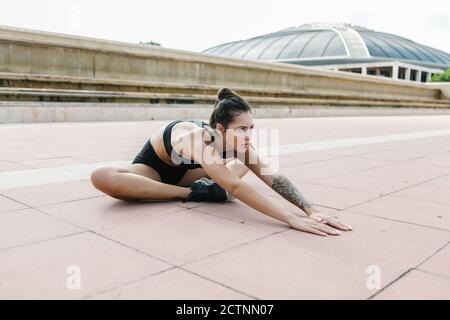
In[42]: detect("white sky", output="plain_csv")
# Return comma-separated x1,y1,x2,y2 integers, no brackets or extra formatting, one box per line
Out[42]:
1,0,449,54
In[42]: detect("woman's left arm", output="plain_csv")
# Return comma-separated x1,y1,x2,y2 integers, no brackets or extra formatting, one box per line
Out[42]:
243,143,353,232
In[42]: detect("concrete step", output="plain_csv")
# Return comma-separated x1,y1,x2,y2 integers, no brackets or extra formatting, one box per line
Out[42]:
0,87,449,109
0,72,445,104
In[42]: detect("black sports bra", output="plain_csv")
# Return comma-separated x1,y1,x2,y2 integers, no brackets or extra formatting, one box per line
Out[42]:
162,119,230,169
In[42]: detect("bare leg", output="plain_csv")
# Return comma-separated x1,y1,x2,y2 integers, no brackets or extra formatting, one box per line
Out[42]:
90,163,191,201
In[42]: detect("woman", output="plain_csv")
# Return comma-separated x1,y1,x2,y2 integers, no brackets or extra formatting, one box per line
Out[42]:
90,88,352,236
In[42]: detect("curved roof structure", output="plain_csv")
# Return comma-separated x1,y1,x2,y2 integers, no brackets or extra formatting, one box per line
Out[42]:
202,23,450,70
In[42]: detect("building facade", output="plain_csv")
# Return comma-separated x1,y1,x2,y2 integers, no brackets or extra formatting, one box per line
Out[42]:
202,23,450,82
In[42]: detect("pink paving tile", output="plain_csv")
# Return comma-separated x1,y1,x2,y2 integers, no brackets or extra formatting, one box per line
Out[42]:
347,195,450,231
3,117,450,299
0,160,32,172
1,180,104,208
281,211,449,267
0,195,27,213
184,212,449,299
72,154,131,162
316,174,411,195
243,172,381,211
276,152,342,168
192,201,289,232
185,245,402,300
18,157,90,169
0,149,54,161
0,208,82,250
174,199,211,210
321,143,402,157
408,152,450,168
390,182,450,207
278,157,393,182
97,209,285,266
417,243,450,278
354,149,439,162
271,181,381,210
428,175,450,189
0,146,13,155
91,268,252,300
373,270,450,300
40,196,183,231
270,166,324,183
353,163,450,185
400,140,450,153
0,232,170,299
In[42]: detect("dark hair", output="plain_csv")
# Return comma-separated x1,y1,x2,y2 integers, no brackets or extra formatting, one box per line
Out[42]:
209,88,252,129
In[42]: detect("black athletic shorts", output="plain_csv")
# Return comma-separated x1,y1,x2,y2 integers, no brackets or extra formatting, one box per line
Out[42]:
131,139,189,185
131,119,227,185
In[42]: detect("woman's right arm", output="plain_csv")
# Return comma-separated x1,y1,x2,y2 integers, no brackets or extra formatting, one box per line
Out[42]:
199,145,339,236
229,178,340,236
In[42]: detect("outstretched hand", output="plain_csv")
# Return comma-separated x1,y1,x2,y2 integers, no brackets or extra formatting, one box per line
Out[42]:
287,208,353,236
287,215,342,236
309,211,353,232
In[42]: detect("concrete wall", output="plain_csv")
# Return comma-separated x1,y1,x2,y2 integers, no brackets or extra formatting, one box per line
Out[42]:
0,25,449,123
426,83,450,100
0,25,445,101
2,101,450,124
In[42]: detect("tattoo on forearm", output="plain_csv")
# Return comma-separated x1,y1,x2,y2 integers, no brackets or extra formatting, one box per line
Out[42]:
271,174,313,213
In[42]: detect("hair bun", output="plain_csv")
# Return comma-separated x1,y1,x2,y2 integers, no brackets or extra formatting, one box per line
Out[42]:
217,87,237,102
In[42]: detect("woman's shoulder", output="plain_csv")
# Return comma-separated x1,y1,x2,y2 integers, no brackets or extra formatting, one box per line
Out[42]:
171,119,214,147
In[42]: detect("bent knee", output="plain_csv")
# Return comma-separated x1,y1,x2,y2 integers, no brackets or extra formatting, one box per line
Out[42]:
90,166,121,190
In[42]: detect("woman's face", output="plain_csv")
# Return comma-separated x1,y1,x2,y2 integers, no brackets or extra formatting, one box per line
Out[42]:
221,112,254,153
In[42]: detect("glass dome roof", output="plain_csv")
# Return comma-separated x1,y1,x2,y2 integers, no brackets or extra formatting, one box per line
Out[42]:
202,23,450,69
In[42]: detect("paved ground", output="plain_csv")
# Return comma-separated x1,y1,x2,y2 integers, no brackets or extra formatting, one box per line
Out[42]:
0,116,449,300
